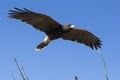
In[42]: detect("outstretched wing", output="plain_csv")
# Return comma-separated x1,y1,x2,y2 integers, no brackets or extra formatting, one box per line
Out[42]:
8,8,62,35
61,28,102,50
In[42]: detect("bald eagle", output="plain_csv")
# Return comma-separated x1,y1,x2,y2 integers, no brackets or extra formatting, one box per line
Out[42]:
9,8,102,51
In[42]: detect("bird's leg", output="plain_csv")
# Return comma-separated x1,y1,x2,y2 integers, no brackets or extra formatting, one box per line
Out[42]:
35,36,52,51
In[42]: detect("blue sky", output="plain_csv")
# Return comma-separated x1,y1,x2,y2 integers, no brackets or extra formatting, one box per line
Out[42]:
0,0,120,80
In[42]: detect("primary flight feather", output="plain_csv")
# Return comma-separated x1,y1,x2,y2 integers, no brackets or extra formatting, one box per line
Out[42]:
9,8,102,51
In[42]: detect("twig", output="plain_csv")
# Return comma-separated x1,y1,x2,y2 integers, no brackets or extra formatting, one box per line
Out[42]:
96,50,109,80
21,65,29,80
14,58,26,80
11,72,16,80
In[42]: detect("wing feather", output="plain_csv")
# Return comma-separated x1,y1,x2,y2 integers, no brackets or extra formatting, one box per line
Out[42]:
8,8,62,34
62,28,102,49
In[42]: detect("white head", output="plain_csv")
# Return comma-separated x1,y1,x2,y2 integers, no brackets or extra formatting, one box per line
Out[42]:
62,24,74,30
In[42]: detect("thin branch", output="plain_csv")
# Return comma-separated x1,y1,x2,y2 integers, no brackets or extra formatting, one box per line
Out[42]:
14,58,26,80
11,72,16,80
96,50,109,80
21,65,29,80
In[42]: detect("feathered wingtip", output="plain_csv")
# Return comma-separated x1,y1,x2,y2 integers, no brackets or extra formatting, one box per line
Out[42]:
92,38,102,50
8,7,32,17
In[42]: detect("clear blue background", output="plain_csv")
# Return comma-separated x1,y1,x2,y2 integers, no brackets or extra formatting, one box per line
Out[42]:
0,0,120,80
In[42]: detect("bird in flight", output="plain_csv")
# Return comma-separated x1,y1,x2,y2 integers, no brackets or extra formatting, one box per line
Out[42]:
9,8,102,51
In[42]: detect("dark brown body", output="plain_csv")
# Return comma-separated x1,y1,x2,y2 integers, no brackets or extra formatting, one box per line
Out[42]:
9,8,102,51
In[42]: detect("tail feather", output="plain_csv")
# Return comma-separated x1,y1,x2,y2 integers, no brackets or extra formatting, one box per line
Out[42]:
35,36,52,51
35,42,49,51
